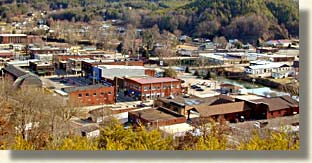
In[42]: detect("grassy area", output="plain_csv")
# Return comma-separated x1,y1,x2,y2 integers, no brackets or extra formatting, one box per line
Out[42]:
153,0,194,14
162,0,194,8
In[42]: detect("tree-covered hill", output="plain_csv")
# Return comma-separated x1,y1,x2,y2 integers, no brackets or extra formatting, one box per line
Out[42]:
0,0,299,42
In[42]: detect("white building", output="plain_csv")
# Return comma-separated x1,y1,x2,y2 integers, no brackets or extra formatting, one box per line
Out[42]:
245,62,293,78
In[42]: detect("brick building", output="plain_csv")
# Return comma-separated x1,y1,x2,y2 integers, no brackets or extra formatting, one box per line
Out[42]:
128,107,186,128
192,101,252,123
0,50,13,59
0,34,27,44
62,84,115,106
123,77,182,100
155,95,235,116
246,96,299,119
29,61,55,76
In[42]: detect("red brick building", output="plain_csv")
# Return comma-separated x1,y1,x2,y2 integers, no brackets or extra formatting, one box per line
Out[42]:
29,61,55,76
192,101,252,123
247,96,299,119
0,50,13,58
128,107,186,127
62,84,115,106
0,34,27,44
123,77,182,100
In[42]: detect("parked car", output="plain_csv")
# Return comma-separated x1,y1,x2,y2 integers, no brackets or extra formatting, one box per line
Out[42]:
196,88,204,91
221,89,228,94
191,85,200,89
136,103,146,107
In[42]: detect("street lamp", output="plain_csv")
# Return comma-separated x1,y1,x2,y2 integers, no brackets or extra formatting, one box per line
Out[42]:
252,78,256,94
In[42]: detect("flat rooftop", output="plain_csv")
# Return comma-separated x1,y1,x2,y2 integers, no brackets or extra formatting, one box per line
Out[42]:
158,95,235,107
127,77,179,84
130,107,183,122
0,34,27,37
98,65,146,70
62,84,112,93
233,95,265,101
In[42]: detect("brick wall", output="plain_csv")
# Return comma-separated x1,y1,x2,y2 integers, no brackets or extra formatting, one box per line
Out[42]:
124,78,182,100
128,112,186,127
68,86,115,106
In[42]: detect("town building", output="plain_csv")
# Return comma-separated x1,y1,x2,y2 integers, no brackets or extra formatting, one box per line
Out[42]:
245,62,293,78
123,77,182,100
220,83,243,94
0,50,14,59
81,60,144,79
32,53,53,63
61,84,115,106
155,95,235,116
128,107,186,128
29,61,55,76
0,34,27,44
1,65,42,87
191,101,252,123
242,96,299,119
67,58,92,75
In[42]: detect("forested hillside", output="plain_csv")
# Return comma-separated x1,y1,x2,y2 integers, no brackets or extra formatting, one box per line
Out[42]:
0,0,299,42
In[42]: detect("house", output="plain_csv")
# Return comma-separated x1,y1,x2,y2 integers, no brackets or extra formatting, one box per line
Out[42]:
245,62,293,78
2,65,42,87
123,77,182,100
128,107,186,128
61,84,115,106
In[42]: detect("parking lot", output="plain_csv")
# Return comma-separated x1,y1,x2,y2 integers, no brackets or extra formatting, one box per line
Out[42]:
179,73,221,97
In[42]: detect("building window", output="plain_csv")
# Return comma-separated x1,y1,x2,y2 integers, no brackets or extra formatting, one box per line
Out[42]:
93,93,97,96
144,86,149,91
78,94,82,98
86,93,90,96
108,92,112,95
101,92,105,96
